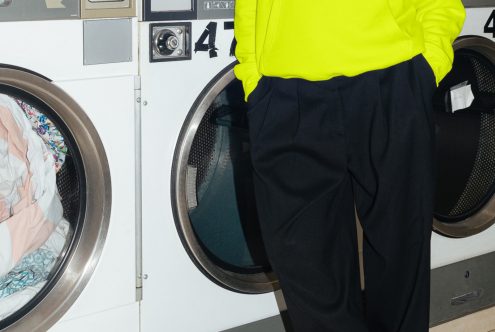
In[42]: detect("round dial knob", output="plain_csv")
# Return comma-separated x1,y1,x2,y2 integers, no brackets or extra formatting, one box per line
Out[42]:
154,30,179,56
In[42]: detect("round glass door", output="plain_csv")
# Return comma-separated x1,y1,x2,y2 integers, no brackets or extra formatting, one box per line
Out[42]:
0,67,110,331
433,36,495,237
172,62,278,294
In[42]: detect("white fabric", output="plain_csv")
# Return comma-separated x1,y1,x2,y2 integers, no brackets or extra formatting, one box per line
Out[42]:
0,281,46,320
0,224,12,277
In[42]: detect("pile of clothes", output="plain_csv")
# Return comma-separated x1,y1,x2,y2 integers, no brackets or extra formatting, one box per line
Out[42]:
0,94,69,319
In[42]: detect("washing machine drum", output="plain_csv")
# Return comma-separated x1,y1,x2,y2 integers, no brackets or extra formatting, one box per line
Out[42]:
57,154,81,223
433,37,495,237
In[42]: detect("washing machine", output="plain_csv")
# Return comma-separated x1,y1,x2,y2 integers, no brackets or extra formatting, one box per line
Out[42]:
139,1,281,331
0,2,140,331
430,0,495,326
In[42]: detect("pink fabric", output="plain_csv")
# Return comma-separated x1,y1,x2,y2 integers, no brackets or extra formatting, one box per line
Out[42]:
0,97,60,273
6,203,55,263
4,174,55,262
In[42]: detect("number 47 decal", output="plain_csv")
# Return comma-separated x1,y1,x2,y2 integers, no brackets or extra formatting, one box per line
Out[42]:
484,10,495,37
194,21,236,58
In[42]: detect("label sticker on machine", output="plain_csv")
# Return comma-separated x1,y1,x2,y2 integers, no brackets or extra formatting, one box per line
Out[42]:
450,81,474,113
197,0,234,20
204,1,234,10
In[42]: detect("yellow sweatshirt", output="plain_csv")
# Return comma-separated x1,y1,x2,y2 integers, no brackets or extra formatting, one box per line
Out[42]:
234,0,466,100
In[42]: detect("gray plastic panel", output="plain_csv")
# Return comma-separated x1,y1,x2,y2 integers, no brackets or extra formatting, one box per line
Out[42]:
430,251,495,326
0,0,79,21
463,0,495,7
222,315,288,332
83,18,133,65
197,0,234,20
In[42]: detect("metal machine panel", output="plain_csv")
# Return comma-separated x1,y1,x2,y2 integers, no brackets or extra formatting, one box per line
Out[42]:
83,19,133,65
0,0,79,21
430,252,495,326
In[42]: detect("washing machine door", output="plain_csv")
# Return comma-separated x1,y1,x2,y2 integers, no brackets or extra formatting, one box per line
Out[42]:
0,67,111,331
434,36,495,238
172,62,278,294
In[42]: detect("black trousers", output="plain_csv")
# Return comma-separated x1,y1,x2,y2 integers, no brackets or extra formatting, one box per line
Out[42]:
247,55,436,332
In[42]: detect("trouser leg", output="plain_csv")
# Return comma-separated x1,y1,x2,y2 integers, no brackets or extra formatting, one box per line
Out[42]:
247,77,367,332
345,55,436,332
247,55,435,332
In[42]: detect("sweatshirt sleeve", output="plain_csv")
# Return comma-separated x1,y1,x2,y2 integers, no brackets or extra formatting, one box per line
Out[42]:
234,0,261,101
413,0,466,85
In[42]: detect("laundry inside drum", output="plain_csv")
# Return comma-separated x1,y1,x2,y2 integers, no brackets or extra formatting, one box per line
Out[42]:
434,47,495,226
186,78,271,274
0,91,80,325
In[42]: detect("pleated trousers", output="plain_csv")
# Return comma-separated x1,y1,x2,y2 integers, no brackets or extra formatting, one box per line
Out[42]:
247,55,436,332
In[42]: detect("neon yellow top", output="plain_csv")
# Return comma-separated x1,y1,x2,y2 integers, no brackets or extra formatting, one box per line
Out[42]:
234,0,466,100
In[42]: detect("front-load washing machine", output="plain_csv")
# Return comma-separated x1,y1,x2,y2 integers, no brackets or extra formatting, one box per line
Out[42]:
0,3,140,331
429,0,495,326
139,1,281,331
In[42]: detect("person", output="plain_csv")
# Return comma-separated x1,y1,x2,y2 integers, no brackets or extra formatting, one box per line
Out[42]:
234,1,465,331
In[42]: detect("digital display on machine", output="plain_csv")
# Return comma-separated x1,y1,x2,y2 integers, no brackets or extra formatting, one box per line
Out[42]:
151,0,192,12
